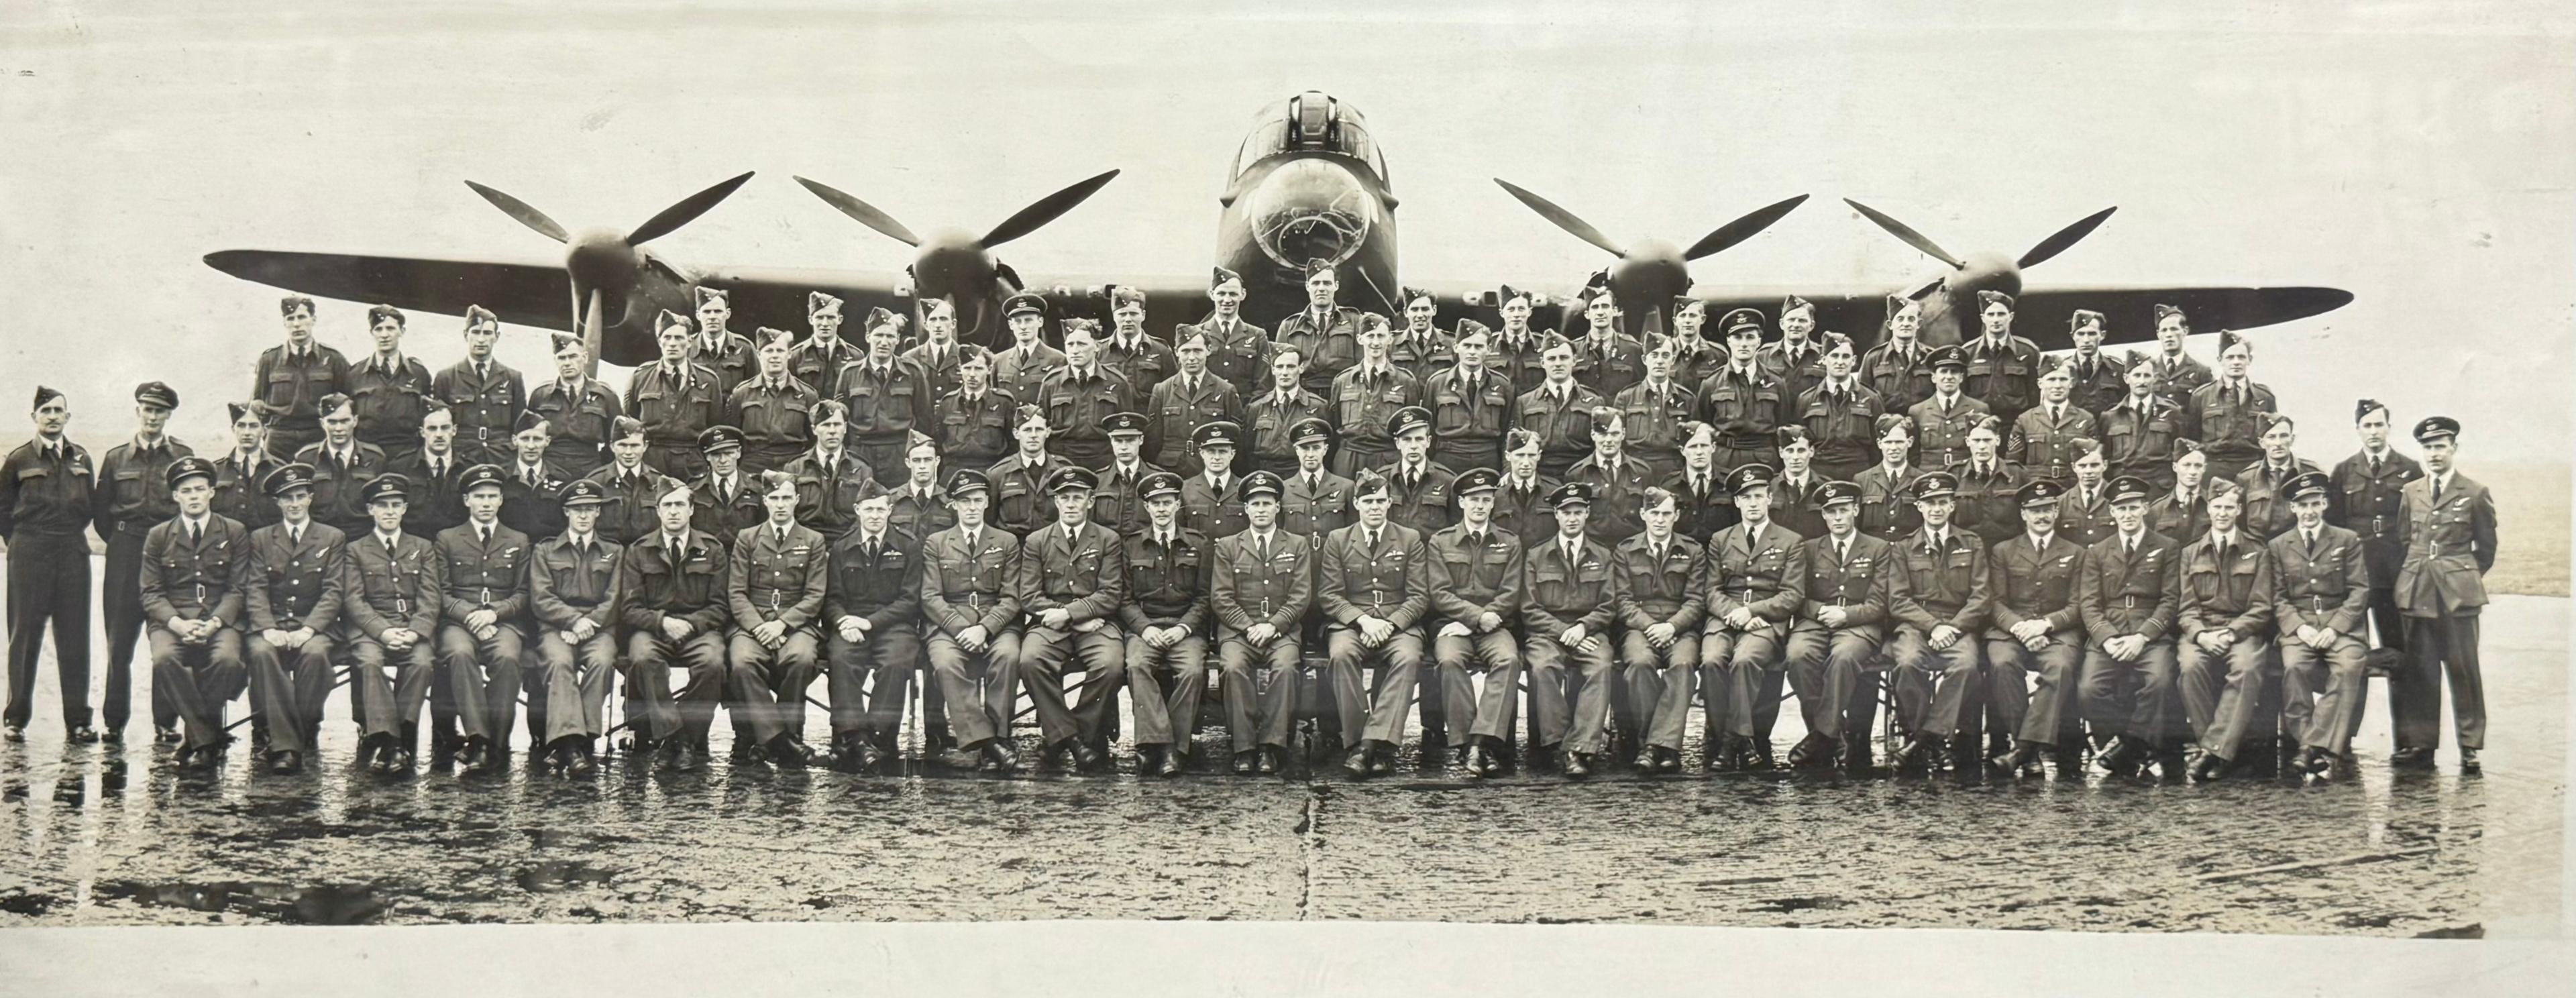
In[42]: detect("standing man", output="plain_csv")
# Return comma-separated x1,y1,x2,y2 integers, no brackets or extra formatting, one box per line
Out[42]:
1571,290,1645,400
1885,472,1990,773
1855,417,1923,542
1908,346,1988,471
1248,347,1331,475
916,469,1024,773
435,465,530,776
617,480,733,772
840,307,932,486
433,304,527,468
2010,358,2099,489
1758,296,1827,404
928,346,1017,474
900,299,971,402
1517,335,1603,481
786,402,877,545
2144,304,2215,410
2182,331,2276,483
95,381,193,742
1318,473,1431,778
1329,315,1421,477
1953,417,2024,548
1564,407,1654,546
687,286,758,396
1391,288,1457,384
726,471,830,768
343,474,442,772
1615,486,1707,773
1426,467,1523,777
1522,483,1624,777
2389,417,2494,772
498,412,570,544
1279,417,1354,557
2077,475,2183,778
1778,480,1895,771
1695,309,1784,475
2061,311,2129,419
1697,464,1806,771
992,293,1067,404
527,334,624,481
1795,334,1878,485
1427,323,1515,473
1013,466,1129,773
392,404,470,539
1,388,98,743
1986,481,2092,777
1177,266,1272,401
1860,295,1934,416
2100,353,2185,492
627,309,723,483
586,418,681,547
1038,320,1134,472
1179,421,1250,539
1495,429,1560,552
1212,470,1309,775
252,295,350,463
1099,286,1178,390
211,402,282,531
886,433,957,540
689,426,765,541
792,292,864,401
823,492,922,773
347,304,436,468
1960,290,2041,428
1766,427,1827,542
2327,400,2422,672
296,393,386,540
985,406,1062,537
529,480,622,777
1091,412,1163,539
1144,327,1244,477
242,463,345,775
2237,414,2321,541
1379,408,1455,536
2272,471,2373,777
143,457,254,770
1487,287,1550,395
2174,482,2276,781
1274,260,1365,397
1119,472,1211,777
724,328,819,475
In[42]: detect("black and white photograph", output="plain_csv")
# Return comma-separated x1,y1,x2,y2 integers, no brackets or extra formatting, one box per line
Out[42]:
1,2,2569,993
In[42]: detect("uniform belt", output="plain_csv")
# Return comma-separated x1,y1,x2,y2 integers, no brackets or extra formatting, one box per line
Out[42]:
956,593,996,607
474,427,493,441
2118,595,2143,608
392,597,411,614
2302,594,2343,612
1720,434,1770,449
117,520,154,537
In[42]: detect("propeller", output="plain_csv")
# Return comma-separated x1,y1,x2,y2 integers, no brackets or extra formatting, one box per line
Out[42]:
1495,180,1809,335
1843,199,2118,300
464,171,755,368
793,170,1122,346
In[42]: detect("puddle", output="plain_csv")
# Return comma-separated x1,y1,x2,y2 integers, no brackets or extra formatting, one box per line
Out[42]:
93,881,386,924
515,861,618,892
0,890,58,916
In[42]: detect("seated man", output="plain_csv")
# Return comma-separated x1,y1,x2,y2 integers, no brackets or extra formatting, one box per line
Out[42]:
916,470,1024,773
1781,480,1896,772
1697,464,1807,771
824,492,922,773
1886,472,1991,773
434,463,531,776
242,463,345,775
1119,472,1211,777
2176,482,2276,781
616,479,731,772
342,474,443,773
1014,466,1130,773
1523,483,1625,777
2270,470,2372,778
725,471,830,768
1986,481,2092,777
1212,471,1310,775
1427,467,1523,777
1613,486,1705,773
2078,476,2184,778
145,457,255,771
530,480,623,777
1318,472,1431,778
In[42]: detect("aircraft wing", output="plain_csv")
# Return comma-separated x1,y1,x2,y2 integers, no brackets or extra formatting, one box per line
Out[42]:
1673,283,2354,353
686,264,912,334
204,249,575,331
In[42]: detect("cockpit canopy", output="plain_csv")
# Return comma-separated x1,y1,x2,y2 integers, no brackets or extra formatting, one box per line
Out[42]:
1230,91,1387,187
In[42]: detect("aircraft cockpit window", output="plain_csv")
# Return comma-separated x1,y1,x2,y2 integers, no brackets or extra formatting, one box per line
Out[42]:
1337,121,1386,185
1232,118,1289,179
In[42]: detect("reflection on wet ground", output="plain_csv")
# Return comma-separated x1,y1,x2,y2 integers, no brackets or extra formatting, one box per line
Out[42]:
0,598,2561,934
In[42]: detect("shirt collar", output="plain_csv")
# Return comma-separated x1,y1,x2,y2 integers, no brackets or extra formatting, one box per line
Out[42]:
377,529,405,547
567,531,594,549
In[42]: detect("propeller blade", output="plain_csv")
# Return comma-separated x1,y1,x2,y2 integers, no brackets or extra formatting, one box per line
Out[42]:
981,169,1122,248
2017,205,2118,269
794,176,922,247
579,287,605,376
466,181,570,243
1843,199,1964,270
1493,179,1625,258
1682,194,1810,262
627,171,756,245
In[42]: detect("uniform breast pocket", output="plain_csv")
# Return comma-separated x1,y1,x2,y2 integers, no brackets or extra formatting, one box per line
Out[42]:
2145,419,2174,435
2187,568,2222,601
888,384,916,410
2002,361,2028,378
264,371,301,404
1754,390,1780,408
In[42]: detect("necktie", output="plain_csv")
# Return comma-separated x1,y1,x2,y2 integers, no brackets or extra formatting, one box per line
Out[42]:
962,531,979,553
191,522,203,545
476,362,490,382
288,525,301,547
2432,477,2445,504
1257,533,1271,561
383,533,400,555
480,525,493,546
1837,539,1849,566
1652,543,1666,564
2125,535,2137,557
865,537,879,560
776,526,790,545
2304,529,2318,555
669,533,686,554
2370,455,2382,478
1562,539,1578,567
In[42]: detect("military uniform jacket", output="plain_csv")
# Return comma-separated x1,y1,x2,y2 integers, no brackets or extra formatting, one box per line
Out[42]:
244,520,346,632
585,464,684,547
1212,529,1312,633
1427,522,1524,625
2146,484,2211,549
2060,351,2129,419
1486,329,1548,396
1953,459,2025,546
1853,462,1923,542
1485,473,1555,549
625,359,724,449
296,441,388,533
2269,523,2369,635
1615,380,1698,465
992,340,1067,404
722,376,820,457
1986,531,2086,641
1091,461,1169,539
1892,526,1990,635
1516,381,1605,463
920,524,1021,636
1275,304,1366,396
2145,351,2214,410
791,337,863,401
1574,330,1646,400
1038,366,1135,453
2098,394,2183,478
1175,314,1271,399
786,451,879,543
1319,522,1430,630
2184,380,2278,469
1960,334,2041,419
2008,403,2099,485
2393,472,2495,616
616,529,731,636
210,448,282,531
1279,469,1354,552
730,522,828,628
1664,468,1738,543
499,458,572,543
96,435,193,537
343,529,443,641
1795,382,1882,472
1907,394,1990,469
1100,331,1179,394
1378,461,1455,535
142,514,252,626
347,352,436,451
1694,364,1785,449
435,520,533,627
253,342,351,432
1119,526,1211,632
1766,472,1827,543
1565,454,1655,545
1389,327,1458,386
1523,533,1622,636
1792,531,1897,642
2173,531,2273,641
1859,339,1934,415
688,470,767,541
1332,364,1421,448
1247,387,1332,467
837,357,932,444
1181,472,1250,540
1615,533,1707,629
985,451,1063,537
530,533,624,632
1015,520,1126,626
1145,373,1244,470
826,529,922,630
1421,367,1513,454
886,481,957,541
390,450,470,539
1756,339,1828,405
930,386,1019,469
2326,448,2422,583
433,357,528,455
1705,520,1807,630
527,378,625,472
686,331,757,397
2078,529,2178,645
2055,481,2118,547
2236,457,2322,541
899,339,973,403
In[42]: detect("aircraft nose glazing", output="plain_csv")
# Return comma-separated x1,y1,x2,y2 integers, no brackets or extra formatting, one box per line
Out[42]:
1245,158,1373,270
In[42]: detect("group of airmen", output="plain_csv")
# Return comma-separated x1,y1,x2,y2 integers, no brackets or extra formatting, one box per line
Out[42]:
0,258,2499,783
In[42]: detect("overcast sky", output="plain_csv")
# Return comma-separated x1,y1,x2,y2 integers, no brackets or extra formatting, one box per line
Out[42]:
3,1,2569,464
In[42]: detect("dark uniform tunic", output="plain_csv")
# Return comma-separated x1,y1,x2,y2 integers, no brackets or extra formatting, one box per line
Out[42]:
1378,461,1454,536
1492,473,1558,550
252,342,350,461
499,457,570,543
347,352,437,467
1952,459,2025,548
2237,457,2323,541
1329,364,1420,477
1756,339,1828,408
1795,382,1882,483
2390,470,2496,754
1987,529,2089,747
1212,526,1311,753
1516,381,1604,482
1246,388,1331,474
1175,314,1271,401
616,528,731,745
2076,529,2182,745
1887,526,1990,738
1144,373,1243,477
1574,331,1646,401
295,440,388,541
2270,522,2371,758
722,376,820,475
838,357,932,486
432,357,527,467
2326,447,2423,653
1389,327,1456,387
1014,520,1130,746
2172,531,2275,762
984,451,1062,538
1426,367,1514,472
1783,530,1894,746
928,386,1018,474
1279,469,1354,559
1180,472,1250,540
1274,305,1366,398
885,481,956,540
1858,339,1934,417
1090,461,1167,540
1697,520,1807,744
2146,484,2211,550
2184,379,2279,482
1960,333,2042,428
529,531,624,744
2055,480,2118,547
727,521,830,744
242,519,345,756
1037,366,1134,471
1521,532,1623,755
688,329,759,398
822,528,923,744
388,450,469,539
1664,468,1738,543
209,447,282,531
1426,522,1524,748
1487,329,1548,396
343,526,443,741
1694,364,1784,473
434,520,533,746
1099,331,1178,394
1614,379,1697,481
2098,394,2185,492
786,450,878,547
625,359,723,482
142,513,254,750
991,341,1067,407
1907,393,1990,472
2060,351,2128,421
2008,402,2098,489
688,469,766,541
898,340,970,405
1118,525,1212,748
96,434,192,732
1854,461,1923,542
526,378,624,481
582,463,682,547
2143,351,2214,412
791,336,863,402
1563,453,1654,547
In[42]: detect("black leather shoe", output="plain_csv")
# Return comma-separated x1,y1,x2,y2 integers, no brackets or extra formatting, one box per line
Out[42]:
2459,748,2481,773
1232,751,1258,775
1461,742,1488,777
101,727,124,744
768,736,813,769
1071,740,1108,774
268,751,302,775
1561,749,1593,778
568,744,598,777
2190,753,2229,783
2296,746,2330,776
1258,746,1283,775
1343,746,1373,779
1784,733,1831,770
1889,735,1926,772
2390,746,2436,768
1,724,22,743
1157,748,1186,777
153,726,183,744
68,725,99,744
1748,741,1778,771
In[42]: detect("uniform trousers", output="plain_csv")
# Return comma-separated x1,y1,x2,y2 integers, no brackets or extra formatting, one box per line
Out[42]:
537,628,619,744
1433,628,1523,748
1018,624,1126,746
826,623,922,743
1888,627,1983,738
1615,629,1697,751
1124,633,1208,750
1709,445,1779,481
347,633,437,741
727,630,822,746
2079,641,2180,744
622,630,728,744
3,532,91,730
437,623,525,746
2179,634,2277,761
926,629,1023,748
1990,634,2084,746
2282,633,2370,757
1322,625,1422,746
246,632,337,754
2394,612,2484,751
150,626,246,750
1523,630,1613,755
103,528,172,731
1216,630,1299,753
1697,624,1784,742
1781,624,1872,742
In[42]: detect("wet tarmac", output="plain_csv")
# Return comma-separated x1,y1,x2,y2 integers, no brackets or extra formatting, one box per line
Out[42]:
0,596,2560,935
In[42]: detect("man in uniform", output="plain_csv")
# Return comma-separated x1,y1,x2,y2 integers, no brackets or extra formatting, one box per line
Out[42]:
1695,309,1785,474
993,292,1067,403
1885,472,1990,773
1517,334,1603,481
1664,423,1735,542
1697,463,1806,771
1389,288,1456,385
1099,285,1178,391
792,292,864,401
391,403,470,539
1144,327,1244,477
1426,323,1514,473
1986,481,2092,777
586,417,682,547
2237,414,2321,541
2327,400,2422,671
1274,259,1366,396
900,298,971,402
2010,357,2099,489
1758,296,1828,404
1494,429,1560,554
1212,470,1308,775
1247,347,1331,474
787,402,877,545
347,304,436,468
1855,415,1923,542
2271,471,2373,777
1860,294,1935,415
985,406,1062,537
1119,472,1210,776
1,387,97,743
211,402,283,531
1777,479,1894,771
1909,346,1988,471
2184,330,2277,483
1615,486,1707,773
1379,407,1454,536
1329,315,1421,477
2144,303,2216,410
1665,298,1721,390
823,492,922,772
1954,417,2023,548
2078,475,2183,778
1426,467,1523,776
1522,482,1623,777
1800,335,1881,484
1960,290,2041,428
242,463,344,775
435,463,530,775
2389,417,2493,772
1279,417,1353,557
841,307,932,486
917,469,1024,773
2100,353,2185,492
885,433,956,541
618,479,732,771
1766,426,1827,541
297,394,386,548
343,474,442,771
527,334,625,480
2056,439,2118,547
1180,421,1249,539
1039,320,1134,472
627,309,723,482
690,426,764,541
1570,290,1645,400
144,457,254,769
252,296,350,462
1565,406,1654,546
2174,482,2276,781
1014,466,1129,773
1177,266,1271,401
433,304,527,468
727,471,830,768
1487,286,1550,395
2061,310,2129,419
928,345,1016,474
724,327,819,475
499,412,570,544
688,286,759,396
1091,412,1163,539
1318,472,1431,777
95,380,193,742
530,479,622,777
